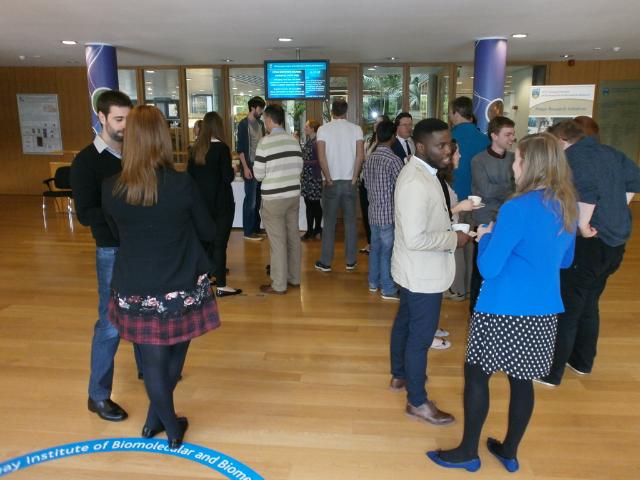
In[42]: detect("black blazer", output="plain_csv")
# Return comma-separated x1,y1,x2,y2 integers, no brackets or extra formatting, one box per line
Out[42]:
391,138,410,161
187,141,235,217
102,168,216,296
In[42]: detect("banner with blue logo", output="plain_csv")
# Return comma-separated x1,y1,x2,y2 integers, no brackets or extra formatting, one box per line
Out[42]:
472,38,507,133
85,43,119,135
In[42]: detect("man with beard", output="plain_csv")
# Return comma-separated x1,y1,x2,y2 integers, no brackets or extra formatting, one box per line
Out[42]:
71,90,134,422
389,118,471,425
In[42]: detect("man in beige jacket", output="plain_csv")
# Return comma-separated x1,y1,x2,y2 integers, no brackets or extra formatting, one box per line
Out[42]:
389,118,471,425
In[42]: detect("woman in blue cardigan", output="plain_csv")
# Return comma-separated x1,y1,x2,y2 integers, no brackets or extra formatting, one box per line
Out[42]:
428,132,577,473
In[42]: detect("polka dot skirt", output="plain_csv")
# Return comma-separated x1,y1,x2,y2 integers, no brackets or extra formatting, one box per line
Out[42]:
466,311,558,380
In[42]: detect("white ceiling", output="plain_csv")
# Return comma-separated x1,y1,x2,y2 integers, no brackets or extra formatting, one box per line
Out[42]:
1,0,639,67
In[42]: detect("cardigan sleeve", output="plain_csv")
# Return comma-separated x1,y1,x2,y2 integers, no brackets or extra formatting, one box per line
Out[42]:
477,199,525,279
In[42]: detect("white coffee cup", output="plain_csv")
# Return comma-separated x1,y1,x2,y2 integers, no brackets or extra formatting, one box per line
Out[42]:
468,195,482,206
452,223,470,234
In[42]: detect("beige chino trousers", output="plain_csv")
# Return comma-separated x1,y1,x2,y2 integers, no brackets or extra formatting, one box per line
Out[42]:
261,196,302,292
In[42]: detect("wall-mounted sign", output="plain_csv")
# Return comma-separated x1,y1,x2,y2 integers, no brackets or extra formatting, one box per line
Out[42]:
597,81,640,165
527,85,595,134
16,94,63,155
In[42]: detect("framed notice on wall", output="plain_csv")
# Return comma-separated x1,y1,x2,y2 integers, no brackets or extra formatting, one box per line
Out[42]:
597,81,640,165
527,85,595,134
16,94,63,155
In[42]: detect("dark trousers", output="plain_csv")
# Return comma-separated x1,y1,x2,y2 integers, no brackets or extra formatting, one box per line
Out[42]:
390,287,442,406
359,182,371,245
304,197,322,234
242,178,262,236
204,210,234,287
545,236,625,384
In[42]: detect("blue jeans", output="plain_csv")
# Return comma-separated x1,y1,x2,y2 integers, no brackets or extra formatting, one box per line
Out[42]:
89,247,121,401
320,180,358,266
243,177,262,236
368,223,396,295
389,287,442,406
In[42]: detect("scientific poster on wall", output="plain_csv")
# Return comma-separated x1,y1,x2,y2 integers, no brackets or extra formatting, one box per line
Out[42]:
16,94,63,155
597,81,640,165
527,85,595,134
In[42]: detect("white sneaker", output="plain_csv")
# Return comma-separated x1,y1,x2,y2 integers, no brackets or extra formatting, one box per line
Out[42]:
435,328,449,337
533,378,558,387
566,363,590,375
430,337,451,350
443,289,465,302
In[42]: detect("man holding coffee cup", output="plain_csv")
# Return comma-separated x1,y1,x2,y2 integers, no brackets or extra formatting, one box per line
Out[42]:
389,118,471,426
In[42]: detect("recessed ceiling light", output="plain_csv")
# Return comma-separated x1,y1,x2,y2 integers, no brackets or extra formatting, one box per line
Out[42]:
186,77,192,81
613,46,622,52
147,87,152,91
367,68,376,71
223,59,233,63
561,54,572,58
511,33,528,38
232,87,237,90
278,37,293,42
145,81,152,84
18,55,26,61
61,40,77,45
456,81,463,85
469,76,474,79
199,89,205,92
387,57,397,61
146,70,155,73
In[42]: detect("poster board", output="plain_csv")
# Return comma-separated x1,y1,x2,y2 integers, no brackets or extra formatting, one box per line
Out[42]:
597,81,640,165
527,85,595,134
16,94,63,155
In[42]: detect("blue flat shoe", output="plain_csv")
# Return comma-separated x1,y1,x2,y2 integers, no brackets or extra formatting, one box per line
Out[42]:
426,450,481,472
487,438,519,472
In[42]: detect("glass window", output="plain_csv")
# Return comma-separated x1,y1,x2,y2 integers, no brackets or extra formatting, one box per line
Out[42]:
185,68,222,143
362,66,403,133
228,67,265,152
323,76,349,123
143,69,184,162
117,69,138,105
409,66,449,122
282,100,306,143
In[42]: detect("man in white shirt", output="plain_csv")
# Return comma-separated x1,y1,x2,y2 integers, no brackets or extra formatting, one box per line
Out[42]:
389,118,471,426
391,112,415,162
314,98,364,272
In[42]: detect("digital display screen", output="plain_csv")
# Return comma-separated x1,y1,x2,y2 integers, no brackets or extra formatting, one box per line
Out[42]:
265,61,329,100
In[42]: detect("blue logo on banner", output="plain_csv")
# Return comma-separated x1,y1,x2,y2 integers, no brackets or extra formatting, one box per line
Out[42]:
0,438,264,479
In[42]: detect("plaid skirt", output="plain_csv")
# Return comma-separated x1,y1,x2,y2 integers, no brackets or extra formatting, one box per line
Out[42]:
108,274,220,345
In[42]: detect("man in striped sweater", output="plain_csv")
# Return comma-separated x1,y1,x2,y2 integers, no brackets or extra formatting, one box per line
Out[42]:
254,104,304,294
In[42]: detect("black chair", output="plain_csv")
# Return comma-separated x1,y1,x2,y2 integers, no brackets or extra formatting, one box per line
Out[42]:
42,166,73,214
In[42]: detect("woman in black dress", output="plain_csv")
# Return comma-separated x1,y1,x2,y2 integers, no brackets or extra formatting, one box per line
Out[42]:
103,105,220,449
188,111,241,297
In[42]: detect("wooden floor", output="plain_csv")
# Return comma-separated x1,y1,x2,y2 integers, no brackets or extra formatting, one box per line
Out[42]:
1,195,639,480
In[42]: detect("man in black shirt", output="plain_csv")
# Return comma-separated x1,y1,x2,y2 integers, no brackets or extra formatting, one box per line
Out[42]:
70,90,133,421
540,120,640,386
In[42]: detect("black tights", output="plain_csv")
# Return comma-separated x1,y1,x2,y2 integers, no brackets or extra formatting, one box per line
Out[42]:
439,363,534,462
136,341,190,439
304,198,322,234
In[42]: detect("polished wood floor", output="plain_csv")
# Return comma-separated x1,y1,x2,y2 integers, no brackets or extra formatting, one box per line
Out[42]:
1,195,639,479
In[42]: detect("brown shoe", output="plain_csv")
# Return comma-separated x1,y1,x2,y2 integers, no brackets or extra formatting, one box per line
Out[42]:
405,401,455,426
259,284,286,295
389,377,406,391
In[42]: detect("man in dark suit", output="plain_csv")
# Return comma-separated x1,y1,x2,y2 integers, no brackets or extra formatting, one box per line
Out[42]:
391,112,415,163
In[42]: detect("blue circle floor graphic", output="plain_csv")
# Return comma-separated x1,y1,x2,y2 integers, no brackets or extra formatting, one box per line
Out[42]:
0,438,265,479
